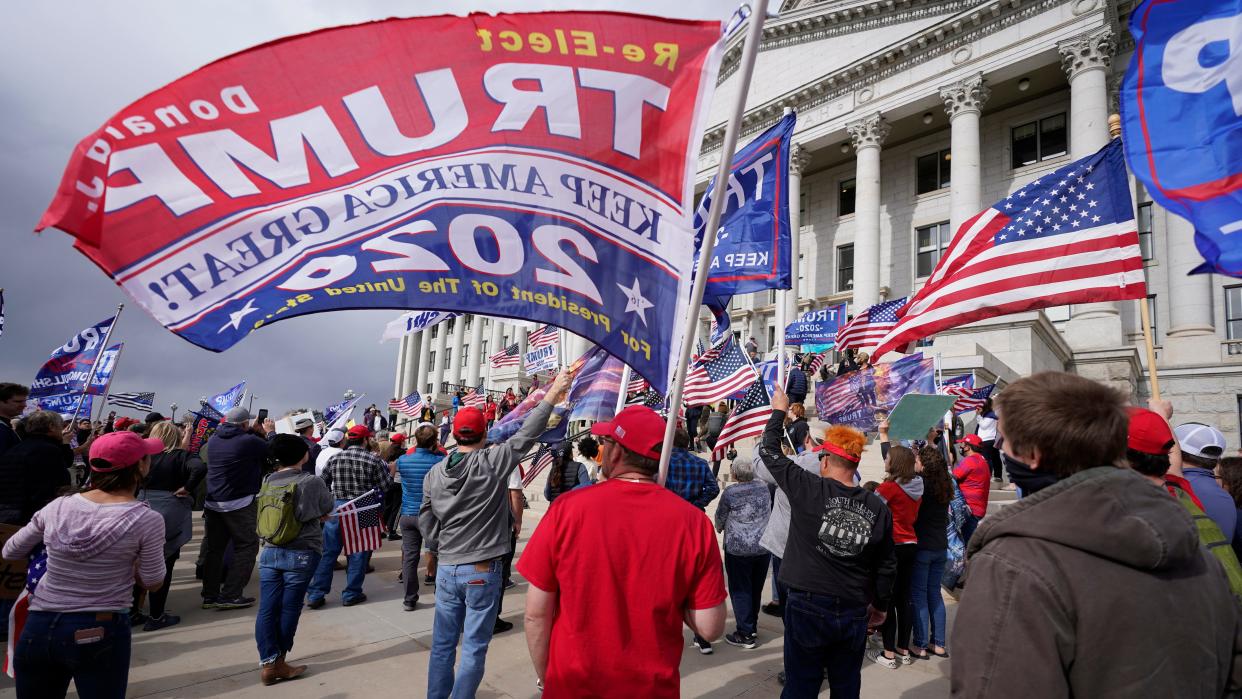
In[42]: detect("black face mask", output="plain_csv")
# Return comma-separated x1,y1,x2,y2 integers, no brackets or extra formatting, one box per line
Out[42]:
1002,451,1058,495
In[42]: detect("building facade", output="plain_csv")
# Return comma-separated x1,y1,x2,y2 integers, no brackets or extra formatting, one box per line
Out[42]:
395,0,1242,445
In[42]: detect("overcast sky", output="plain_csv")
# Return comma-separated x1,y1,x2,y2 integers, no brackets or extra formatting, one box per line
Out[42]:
0,3,438,419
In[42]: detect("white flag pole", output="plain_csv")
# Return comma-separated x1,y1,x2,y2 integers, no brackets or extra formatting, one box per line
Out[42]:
617,364,632,415
658,0,770,486
70,303,123,427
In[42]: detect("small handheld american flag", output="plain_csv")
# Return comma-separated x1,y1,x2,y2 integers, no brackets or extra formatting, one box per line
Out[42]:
713,379,773,454
336,490,384,556
490,343,521,368
389,391,425,418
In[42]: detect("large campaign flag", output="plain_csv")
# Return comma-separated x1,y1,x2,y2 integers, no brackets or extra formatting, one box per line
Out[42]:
84,344,123,395
1120,0,1242,277
693,112,795,298
208,381,246,414
870,141,1145,358
540,345,625,442
37,10,731,392
30,393,94,419
784,304,848,347
381,310,458,343
815,354,935,432
29,315,116,399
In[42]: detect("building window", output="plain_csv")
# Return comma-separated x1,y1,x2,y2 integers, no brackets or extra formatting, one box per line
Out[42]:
799,188,808,219
480,340,488,361
798,252,807,298
430,325,438,339
1011,113,1068,168
916,149,951,194
916,222,952,278
445,318,455,334
1226,286,1242,348
839,178,856,217
768,289,777,305
1137,202,1154,261
1147,295,1159,344
767,325,776,349
464,315,473,330
428,350,436,371
462,344,470,367
837,244,854,292
443,347,452,369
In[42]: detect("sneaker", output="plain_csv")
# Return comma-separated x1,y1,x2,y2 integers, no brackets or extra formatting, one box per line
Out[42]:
215,596,256,610
503,580,517,590
866,647,900,669
692,637,713,655
305,597,326,610
424,574,436,587
201,598,220,610
724,632,757,649
342,594,367,607
493,618,514,634
402,602,417,612
760,601,784,617
899,653,914,665
129,611,148,627
143,614,181,632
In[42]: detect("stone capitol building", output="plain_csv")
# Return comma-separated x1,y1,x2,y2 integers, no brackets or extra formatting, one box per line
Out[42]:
393,0,1241,447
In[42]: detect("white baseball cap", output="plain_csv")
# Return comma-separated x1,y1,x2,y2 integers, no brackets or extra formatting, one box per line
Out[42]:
1174,423,1226,459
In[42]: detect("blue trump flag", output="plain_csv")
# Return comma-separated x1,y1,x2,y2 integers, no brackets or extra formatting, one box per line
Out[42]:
30,315,117,399
693,113,795,299
208,381,246,414
784,304,848,346
1121,0,1242,276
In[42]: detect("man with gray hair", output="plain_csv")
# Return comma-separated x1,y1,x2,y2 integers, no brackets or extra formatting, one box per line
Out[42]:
0,410,71,526
200,406,268,610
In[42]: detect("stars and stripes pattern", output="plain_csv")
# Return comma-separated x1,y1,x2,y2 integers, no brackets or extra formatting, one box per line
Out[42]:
336,489,384,556
490,343,521,368
940,376,995,414
870,140,1146,358
520,445,557,487
682,338,755,406
527,325,559,350
626,373,649,395
806,352,829,375
108,391,155,412
388,391,425,418
818,369,875,417
834,298,907,351
463,387,486,409
4,546,46,678
713,379,772,453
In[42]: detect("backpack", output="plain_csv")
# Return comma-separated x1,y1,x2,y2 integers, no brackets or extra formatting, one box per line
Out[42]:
256,475,302,546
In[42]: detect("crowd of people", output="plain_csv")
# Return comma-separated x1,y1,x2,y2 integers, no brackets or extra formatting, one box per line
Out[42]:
4,363,1242,697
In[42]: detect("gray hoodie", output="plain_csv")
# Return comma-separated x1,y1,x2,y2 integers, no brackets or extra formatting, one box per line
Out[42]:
754,447,820,559
419,400,553,565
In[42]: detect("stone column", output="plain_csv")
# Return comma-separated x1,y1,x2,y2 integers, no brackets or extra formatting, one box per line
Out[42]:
846,112,890,309
517,327,530,382
1163,213,1217,365
787,143,812,322
1060,28,1123,349
449,315,466,386
939,73,990,236
466,314,485,387
393,333,409,401
431,323,448,398
416,329,432,395
486,318,503,386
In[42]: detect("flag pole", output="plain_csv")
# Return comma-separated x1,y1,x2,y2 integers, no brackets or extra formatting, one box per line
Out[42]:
658,0,770,486
1109,113,1161,400
616,364,632,415
70,303,123,427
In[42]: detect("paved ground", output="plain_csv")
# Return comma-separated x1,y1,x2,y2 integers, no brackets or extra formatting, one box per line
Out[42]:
0,434,1005,698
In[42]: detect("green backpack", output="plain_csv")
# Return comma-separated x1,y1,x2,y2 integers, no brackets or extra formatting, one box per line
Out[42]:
256,476,302,546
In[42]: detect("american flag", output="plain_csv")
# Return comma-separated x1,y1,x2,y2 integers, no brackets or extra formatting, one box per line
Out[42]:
108,391,155,412
713,379,772,453
490,343,521,368
683,338,755,406
626,373,649,395
4,546,46,678
336,490,384,556
834,298,907,351
463,386,486,409
940,376,995,414
519,444,557,487
870,140,1145,358
388,391,425,418
806,352,829,375
527,325,559,350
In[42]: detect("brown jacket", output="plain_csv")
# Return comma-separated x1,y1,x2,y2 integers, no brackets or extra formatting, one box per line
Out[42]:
952,467,1242,698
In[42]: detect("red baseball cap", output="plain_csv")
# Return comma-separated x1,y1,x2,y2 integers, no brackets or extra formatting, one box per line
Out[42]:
956,434,982,447
590,406,665,459
347,424,373,439
89,431,163,472
112,416,141,431
389,432,406,445
453,407,487,440
1128,407,1175,455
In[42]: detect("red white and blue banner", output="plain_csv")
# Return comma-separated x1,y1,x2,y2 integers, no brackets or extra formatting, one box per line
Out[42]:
816,354,935,432
29,316,117,399
28,393,94,419
381,310,459,343
38,10,729,391
207,381,246,414
1121,0,1242,277
784,303,847,346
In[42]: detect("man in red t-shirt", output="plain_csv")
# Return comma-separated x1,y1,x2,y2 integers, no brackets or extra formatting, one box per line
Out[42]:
518,406,726,698
953,434,990,544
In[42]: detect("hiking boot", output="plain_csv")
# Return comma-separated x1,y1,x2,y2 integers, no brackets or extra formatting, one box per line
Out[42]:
260,656,307,686
143,614,181,632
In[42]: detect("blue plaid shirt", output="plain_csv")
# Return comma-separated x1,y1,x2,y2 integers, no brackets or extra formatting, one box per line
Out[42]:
665,448,720,509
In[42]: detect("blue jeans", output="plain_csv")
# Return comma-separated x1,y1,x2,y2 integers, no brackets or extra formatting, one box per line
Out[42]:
256,547,321,665
14,610,131,698
910,548,948,650
427,559,503,699
771,555,787,605
781,590,868,699
960,513,980,548
724,552,769,636
307,499,372,604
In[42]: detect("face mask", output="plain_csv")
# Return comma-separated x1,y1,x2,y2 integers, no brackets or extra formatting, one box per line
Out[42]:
1002,451,1057,495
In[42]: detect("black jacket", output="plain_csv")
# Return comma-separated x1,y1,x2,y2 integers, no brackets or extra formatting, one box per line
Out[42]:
0,434,72,525
785,368,809,397
145,448,208,493
204,422,267,502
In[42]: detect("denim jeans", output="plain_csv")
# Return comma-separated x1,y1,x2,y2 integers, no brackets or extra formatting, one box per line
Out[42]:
256,547,321,665
781,589,868,699
400,515,424,607
427,559,503,699
910,548,948,650
14,610,131,698
770,555,787,605
202,502,259,601
960,513,980,548
307,499,372,604
724,552,769,636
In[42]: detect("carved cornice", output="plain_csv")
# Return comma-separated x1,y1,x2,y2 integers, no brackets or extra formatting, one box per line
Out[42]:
939,72,990,118
791,143,813,173
846,113,891,149
1057,26,1114,81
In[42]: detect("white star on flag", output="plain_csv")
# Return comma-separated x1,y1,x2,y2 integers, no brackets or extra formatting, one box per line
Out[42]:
218,298,259,333
617,278,654,326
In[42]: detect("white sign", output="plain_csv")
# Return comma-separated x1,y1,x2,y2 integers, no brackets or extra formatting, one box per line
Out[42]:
524,344,559,374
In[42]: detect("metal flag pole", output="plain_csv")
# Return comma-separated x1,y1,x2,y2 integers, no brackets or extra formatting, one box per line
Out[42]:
658,0,770,486
70,303,124,427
